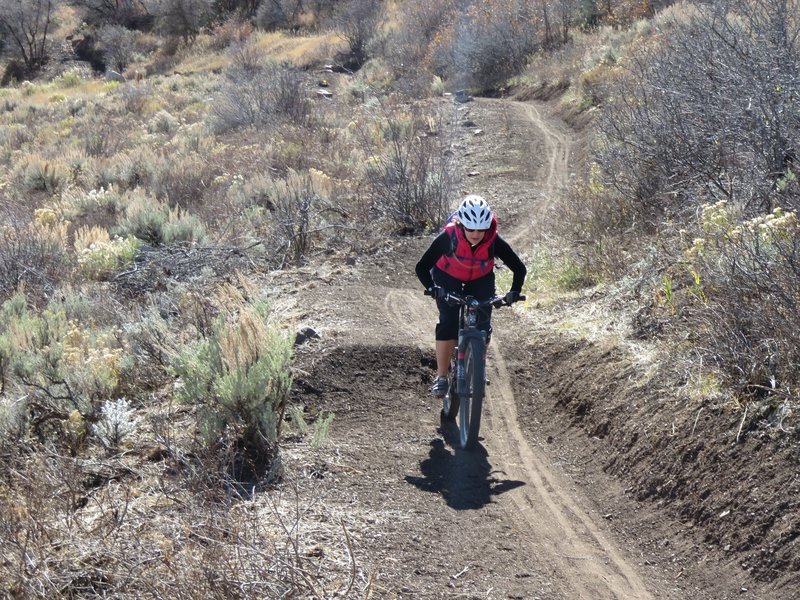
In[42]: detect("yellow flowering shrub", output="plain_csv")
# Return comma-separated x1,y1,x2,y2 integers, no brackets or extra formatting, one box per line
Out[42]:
0,294,126,419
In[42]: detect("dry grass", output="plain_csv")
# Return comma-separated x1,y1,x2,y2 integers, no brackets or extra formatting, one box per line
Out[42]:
255,31,346,68
173,30,346,75
0,442,368,599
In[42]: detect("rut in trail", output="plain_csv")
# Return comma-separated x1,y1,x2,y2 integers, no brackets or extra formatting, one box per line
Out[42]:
477,99,654,598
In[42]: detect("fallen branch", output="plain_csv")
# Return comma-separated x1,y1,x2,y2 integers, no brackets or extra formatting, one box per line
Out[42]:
338,519,357,598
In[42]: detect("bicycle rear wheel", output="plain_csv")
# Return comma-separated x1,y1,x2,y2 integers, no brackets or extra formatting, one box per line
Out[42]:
441,351,459,420
459,336,485,450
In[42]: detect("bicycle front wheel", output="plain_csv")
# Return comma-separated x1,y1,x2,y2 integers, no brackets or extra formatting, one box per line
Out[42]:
459,336,485,450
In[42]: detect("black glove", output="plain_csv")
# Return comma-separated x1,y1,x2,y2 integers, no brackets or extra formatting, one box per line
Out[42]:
428,285,446,300
504,290,520,305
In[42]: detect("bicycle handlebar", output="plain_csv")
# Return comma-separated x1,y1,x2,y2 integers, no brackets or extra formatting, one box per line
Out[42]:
424,289,526,308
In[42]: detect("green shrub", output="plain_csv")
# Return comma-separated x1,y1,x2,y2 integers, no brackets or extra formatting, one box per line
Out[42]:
114,194,166,244
60,186,123,220
0,293,125,426
20,157,66,194
163,210,207,244
0,124,33,150
311,411,334,448
119,82,151,113
509,246,595,293
151,152,214,210
109,146,215,211
147,109,180,135
111,147,159,191
170,284,293,457
113,190,207,245
55,69,82,88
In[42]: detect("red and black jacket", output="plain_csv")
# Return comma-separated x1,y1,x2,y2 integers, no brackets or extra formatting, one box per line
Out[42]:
435,217,498,282
415,218,526,292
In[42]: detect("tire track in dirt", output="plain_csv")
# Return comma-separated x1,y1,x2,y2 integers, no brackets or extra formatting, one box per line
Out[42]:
502,100,571,247
483,344,654,599
481,100,653,597
383,284,654,597
384,288,434,344
375,100,655,597
382,282,656,598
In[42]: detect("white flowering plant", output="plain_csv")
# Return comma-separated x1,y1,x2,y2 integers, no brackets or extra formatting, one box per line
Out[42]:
93,398,140,450
74,225,141,280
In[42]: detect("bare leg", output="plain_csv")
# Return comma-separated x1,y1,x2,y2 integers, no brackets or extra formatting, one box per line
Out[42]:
435,339,457,377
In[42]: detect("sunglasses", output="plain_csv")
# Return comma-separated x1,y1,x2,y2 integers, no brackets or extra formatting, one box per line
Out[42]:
463,226,487,233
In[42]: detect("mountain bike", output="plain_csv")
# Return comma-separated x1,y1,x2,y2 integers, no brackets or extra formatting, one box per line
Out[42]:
425,290,525,450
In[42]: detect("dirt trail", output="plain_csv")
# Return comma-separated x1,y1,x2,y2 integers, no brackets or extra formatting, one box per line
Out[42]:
284,98,755,598
504,101,571,245
379,100,653,598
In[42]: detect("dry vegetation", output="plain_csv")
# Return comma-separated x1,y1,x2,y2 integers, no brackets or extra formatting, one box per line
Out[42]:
1,0,799,595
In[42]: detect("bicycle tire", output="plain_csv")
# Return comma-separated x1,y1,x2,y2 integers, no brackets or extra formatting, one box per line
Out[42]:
441,352,459,420
459,336,485,450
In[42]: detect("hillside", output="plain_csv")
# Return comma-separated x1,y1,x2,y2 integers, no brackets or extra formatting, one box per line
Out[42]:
0,1,799,598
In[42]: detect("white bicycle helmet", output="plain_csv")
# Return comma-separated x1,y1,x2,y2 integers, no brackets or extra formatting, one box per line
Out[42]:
457,194,493,230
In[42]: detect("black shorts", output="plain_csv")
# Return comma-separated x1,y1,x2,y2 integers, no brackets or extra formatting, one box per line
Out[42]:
432,266,495,341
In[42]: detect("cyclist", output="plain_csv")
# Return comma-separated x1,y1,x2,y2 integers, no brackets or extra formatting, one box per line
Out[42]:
415,194,527,397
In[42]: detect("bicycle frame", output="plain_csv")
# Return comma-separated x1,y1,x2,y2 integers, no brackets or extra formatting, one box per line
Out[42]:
427,290,524,449
451,294,493,398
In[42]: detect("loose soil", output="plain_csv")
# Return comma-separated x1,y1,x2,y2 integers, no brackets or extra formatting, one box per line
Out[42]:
271,98,800,599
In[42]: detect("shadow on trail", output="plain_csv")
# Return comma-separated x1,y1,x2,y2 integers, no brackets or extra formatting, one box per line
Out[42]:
404,421,525,510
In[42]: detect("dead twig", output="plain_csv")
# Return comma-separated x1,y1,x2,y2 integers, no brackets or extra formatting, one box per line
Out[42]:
736,405,748,443
691,407,704,436
451,565,469,579
265,489,324,598
338,519,357,598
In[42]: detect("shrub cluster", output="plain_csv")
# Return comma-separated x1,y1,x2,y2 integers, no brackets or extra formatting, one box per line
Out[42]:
431,1,544,92
596,0,800,223
170,281,293,466
360,107,458,232
585,0,800,401
74,226,142,280
0,292,126,443
0,208,69,302
669,203,800,399
385,0,559,93
113,189,208,246
210,52,312,133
